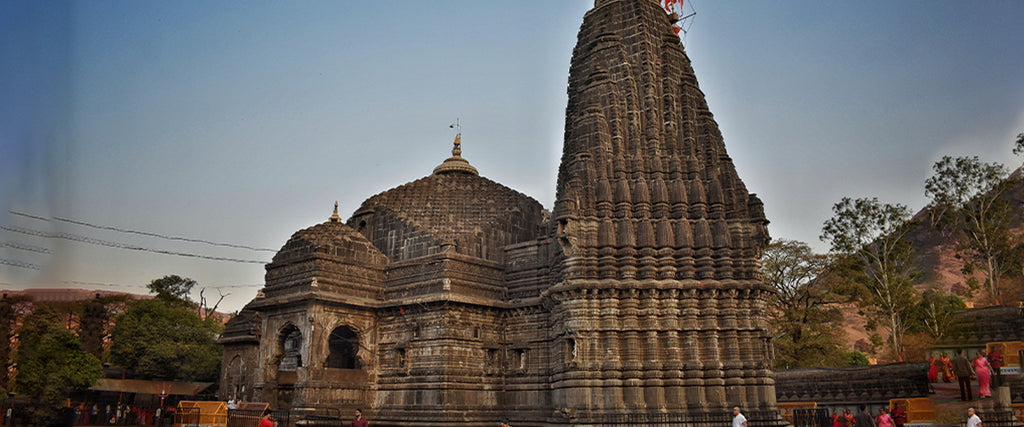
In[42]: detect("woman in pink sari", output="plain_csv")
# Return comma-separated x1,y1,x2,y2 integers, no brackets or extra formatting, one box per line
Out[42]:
974,351,993,398
876,407,893,427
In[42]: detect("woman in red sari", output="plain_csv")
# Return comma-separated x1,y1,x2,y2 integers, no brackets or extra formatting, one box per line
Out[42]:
974,351,993,398
940,353,953,382
927,353,938,382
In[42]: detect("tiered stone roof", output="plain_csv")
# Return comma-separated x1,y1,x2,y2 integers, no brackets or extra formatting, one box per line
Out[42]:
263,204,388,301
351,136,545,264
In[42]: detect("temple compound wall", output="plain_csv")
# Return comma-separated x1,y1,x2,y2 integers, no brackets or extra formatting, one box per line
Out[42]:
219,1,776,425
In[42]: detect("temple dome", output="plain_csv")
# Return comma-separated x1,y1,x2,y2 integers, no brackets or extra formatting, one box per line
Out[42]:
270,202,388,266
349,135,545,263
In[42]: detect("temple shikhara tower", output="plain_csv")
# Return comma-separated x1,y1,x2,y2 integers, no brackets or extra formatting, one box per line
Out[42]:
219,1,776,425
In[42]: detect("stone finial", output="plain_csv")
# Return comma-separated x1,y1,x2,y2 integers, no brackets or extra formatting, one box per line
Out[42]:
329,201,341,222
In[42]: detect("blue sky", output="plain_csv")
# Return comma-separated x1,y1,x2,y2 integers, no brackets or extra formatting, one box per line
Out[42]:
2,0,1023,312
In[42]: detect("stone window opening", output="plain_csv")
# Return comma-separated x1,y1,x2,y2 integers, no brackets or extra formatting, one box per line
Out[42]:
396,348,408,371
325,325,360,369
566,338,578,364
278,325,303,371
512,348,527,371
485,348,501,375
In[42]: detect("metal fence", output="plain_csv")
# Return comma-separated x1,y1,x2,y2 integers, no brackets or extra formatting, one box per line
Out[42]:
968,411,1020,427
225,409,342,427
792,408,832,427
589,410,783,427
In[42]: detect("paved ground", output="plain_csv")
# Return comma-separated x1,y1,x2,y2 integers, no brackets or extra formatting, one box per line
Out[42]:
931,378,1000,405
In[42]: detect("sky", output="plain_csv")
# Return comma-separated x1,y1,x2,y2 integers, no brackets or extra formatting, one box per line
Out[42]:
2,0,1023,313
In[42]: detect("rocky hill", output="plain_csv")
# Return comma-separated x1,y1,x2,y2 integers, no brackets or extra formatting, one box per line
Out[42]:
838,166,1024,359
905,166,1024,304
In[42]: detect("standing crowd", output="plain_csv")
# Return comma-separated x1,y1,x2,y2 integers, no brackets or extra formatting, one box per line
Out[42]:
927,346,1002,401
829,405,906,427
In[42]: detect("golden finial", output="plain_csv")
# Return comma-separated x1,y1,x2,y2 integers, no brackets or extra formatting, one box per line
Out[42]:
433,119,478,175
452,133,462,157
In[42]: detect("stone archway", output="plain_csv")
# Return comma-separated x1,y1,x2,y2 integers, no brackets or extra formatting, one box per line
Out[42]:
326,325,360,369
275,324,302,410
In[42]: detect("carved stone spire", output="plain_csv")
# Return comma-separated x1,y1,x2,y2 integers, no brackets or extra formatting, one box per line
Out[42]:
549,0,777,418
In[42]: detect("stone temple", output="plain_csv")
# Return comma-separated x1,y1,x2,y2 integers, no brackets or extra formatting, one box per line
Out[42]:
218,0,776,425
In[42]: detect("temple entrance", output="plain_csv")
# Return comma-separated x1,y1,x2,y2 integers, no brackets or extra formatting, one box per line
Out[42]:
326,325,359,369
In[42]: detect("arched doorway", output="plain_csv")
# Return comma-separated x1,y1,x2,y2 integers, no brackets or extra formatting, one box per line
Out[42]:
326,325,360,369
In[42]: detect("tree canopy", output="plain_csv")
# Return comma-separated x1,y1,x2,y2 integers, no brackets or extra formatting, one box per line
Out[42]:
821,197,920,361
761,239,849,368
925,155,1021,304
147,275,198,304
13,306,102,425
910,288,965,341
109,298,223,381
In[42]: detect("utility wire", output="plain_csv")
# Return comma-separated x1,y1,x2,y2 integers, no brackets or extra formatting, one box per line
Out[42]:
9,210,276,252
61,280,148,290
59,280,263,290
1,225,269,265
4,241,51,254
0,259,41,270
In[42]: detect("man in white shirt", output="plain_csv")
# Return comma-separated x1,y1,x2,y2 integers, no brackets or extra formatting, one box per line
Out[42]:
967,408,982,427
733,407,747,427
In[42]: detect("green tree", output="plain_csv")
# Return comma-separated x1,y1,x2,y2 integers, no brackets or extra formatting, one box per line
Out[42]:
761,239,848,368
821,197,920,361
910,288,965,341
109,298,223,381
844,350,870,366
147,274,198,304
12,306,102,425
925,155,1021,304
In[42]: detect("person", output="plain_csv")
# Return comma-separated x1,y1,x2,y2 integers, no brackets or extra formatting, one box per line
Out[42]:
892,404,907,427
352,408,368,427
843,409,855,427
967,408,982,427
974,351,993,398
732,407,747,427
952,349,974,401
500,417,511,427
259,410,275,427
927,353,938,382
855,405,876,427
227,398,238,410
876,407,893,427
832,409,841,427
988,346,1004,387
940,353,953,382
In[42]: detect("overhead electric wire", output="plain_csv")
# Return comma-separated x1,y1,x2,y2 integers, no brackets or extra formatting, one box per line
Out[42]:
1,225,269,264
58,280,263,291
8,210,277,252
0,259,41,270
61,280,148,290
4,241,51,254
